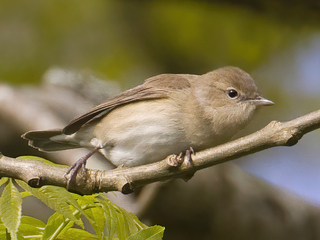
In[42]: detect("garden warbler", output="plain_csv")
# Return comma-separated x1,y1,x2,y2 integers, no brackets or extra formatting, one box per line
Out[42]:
22,66,274,184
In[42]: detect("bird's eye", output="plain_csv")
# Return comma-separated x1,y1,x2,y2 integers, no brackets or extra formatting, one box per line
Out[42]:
227,89,238,98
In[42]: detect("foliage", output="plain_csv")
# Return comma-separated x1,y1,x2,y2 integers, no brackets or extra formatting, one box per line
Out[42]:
0,1,303,85
0,171,164,240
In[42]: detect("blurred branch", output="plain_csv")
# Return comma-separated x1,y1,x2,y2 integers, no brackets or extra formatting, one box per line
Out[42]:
1,109,320,195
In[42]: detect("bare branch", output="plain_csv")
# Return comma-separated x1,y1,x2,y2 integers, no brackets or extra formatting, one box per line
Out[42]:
1,109,320,195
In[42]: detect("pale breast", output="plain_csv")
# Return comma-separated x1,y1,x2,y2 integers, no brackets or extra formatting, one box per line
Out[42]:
94,99,190,166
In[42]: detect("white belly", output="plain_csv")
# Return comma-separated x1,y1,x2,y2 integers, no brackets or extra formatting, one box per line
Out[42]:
94,99,189,166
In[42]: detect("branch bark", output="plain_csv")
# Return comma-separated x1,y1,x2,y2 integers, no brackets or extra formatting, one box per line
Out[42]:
1,109,320,195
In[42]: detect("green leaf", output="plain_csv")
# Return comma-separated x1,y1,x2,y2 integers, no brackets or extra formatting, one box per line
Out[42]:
0,179,22,240
59,228,98,240
73,194,106,239
85,205,105,237
117,207,140,237
63,193,95,228
120,207,147,231
0,224,6,238
16,181,83,227
20,216,45,228
126,226,165,240
20,191,31,198
96,196,122,238
18,216,45,238
0,177,8,187
42,212,73,240
96,194,147,239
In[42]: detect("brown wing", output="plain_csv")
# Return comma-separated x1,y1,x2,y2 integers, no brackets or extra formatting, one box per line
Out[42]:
62,73,192,135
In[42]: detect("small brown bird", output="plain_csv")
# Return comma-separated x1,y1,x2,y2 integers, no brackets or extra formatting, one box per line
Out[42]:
22,66,273,185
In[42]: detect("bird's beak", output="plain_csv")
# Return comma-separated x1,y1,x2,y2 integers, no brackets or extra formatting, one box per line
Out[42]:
250,96,274,106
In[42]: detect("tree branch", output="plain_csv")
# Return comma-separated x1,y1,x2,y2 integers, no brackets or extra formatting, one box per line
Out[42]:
1,109,320,195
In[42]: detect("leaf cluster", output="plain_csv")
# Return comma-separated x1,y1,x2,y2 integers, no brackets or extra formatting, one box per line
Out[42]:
0,177,164,240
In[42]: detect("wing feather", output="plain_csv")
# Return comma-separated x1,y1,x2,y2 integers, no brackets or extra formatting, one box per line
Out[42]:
62,74,192,135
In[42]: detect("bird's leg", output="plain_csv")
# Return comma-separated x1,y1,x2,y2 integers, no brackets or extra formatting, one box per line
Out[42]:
64,146,100,189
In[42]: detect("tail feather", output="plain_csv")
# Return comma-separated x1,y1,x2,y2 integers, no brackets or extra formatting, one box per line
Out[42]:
22,129,80,152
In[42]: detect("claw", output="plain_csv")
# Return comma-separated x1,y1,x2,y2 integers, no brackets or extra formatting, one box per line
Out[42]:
182,147,195,181
184,147,194,167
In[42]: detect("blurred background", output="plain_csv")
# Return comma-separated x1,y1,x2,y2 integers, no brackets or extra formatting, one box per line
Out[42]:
1,0,320,239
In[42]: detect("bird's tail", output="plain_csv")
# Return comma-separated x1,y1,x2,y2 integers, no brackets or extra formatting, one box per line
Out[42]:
22,129,80,152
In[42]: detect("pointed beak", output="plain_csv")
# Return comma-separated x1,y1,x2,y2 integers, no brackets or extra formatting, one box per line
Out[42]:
250,96,274,106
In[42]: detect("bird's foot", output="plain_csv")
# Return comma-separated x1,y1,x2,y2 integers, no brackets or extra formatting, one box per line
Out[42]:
64,147,100,189
166,147,194,168
167,152,184,167
166,147,195,181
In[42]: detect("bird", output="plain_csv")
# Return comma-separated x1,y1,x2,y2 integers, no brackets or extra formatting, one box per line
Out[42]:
22,66,274,186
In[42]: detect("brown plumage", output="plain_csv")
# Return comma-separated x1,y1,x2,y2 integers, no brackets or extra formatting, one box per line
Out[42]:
22,66,274,185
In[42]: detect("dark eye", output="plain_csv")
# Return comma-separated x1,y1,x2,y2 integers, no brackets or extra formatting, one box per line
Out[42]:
227,89,238,98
